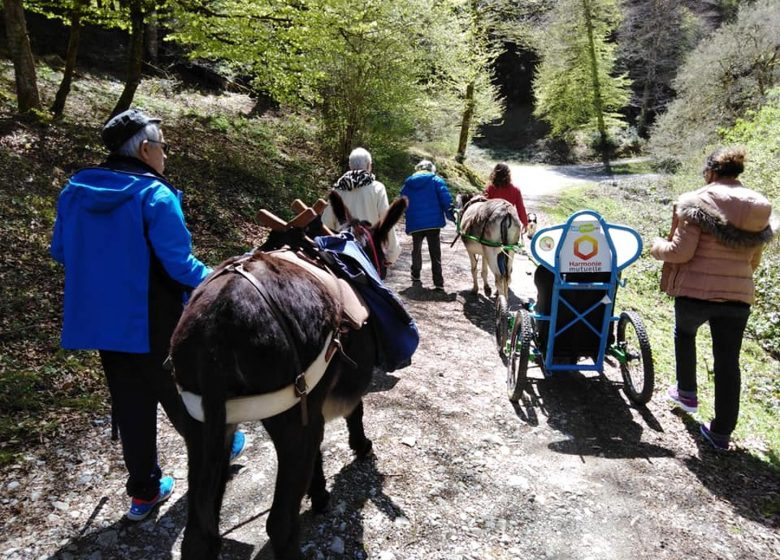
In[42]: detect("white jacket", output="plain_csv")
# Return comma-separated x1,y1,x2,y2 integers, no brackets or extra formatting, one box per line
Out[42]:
322,179,401,265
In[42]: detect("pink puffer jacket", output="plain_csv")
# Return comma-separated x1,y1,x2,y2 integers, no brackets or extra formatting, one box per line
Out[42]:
651,181,776,304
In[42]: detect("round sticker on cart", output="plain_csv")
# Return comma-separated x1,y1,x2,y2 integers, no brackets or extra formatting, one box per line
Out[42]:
539,236,555,251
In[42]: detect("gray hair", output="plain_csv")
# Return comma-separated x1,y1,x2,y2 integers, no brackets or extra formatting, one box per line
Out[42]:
415,159,436,173
349,147,372,171
116,123,162,158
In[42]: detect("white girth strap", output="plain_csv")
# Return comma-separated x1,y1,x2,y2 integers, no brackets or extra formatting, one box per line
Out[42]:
180,331,335,424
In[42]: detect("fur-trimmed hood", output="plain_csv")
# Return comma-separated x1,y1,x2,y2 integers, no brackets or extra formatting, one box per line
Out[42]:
676,182,776,249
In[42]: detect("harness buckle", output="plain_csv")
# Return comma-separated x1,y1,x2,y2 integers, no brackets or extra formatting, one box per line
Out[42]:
294,372,308,397
294,372,309,426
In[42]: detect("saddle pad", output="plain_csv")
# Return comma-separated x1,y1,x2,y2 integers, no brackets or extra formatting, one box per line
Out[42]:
269,250,369,329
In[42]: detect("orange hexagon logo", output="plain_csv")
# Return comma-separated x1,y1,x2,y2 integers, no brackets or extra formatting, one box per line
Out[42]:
574,235,598,260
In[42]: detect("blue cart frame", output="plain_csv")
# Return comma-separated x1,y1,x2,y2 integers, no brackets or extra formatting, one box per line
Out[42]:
505,210,654,404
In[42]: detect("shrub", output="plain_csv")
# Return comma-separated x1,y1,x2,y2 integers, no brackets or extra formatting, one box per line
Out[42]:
649,0,780,165
722,88,780,356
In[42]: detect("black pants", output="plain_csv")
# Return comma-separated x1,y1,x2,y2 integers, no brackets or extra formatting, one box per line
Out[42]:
99,348,187,500
411,229,443,287
674,296,750,436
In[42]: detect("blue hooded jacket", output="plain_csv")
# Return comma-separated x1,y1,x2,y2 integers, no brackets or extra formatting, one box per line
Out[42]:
50,161,211,353
400,171,454,234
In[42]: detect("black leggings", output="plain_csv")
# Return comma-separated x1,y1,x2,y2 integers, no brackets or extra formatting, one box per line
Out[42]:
99,349,187,500
674,296,750,435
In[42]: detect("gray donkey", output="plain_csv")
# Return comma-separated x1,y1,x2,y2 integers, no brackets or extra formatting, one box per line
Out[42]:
456,194,523,300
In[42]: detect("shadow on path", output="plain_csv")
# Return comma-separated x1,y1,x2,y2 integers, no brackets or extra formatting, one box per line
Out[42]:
251,455,406,560
47,494,194,560
513,370,672,461
677,413,780,529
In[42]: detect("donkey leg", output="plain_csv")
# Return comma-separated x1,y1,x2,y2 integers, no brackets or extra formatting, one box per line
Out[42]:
307,450,330,513
482,255,492,297
469,253,479,294
346,400,373,458
181,418,230,560
264,413,324,560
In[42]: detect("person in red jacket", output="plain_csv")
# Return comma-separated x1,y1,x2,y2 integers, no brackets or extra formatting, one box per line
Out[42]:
484,162,528,230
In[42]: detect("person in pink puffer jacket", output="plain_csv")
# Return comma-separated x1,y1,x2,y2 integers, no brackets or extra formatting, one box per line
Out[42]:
651,146,776,450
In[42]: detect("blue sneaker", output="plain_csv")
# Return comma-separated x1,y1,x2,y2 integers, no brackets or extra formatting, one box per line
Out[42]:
700,423,730,451
126,476,175,521
230,431,246,462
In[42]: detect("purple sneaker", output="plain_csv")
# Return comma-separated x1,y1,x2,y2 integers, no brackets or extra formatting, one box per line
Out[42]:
700,424,730,451
667,386,698,414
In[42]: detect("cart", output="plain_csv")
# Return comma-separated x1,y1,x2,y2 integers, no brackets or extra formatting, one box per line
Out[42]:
503,209,654,405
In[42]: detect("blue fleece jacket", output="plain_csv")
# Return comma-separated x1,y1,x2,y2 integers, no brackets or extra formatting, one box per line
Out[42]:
50,166,211,352
399,171,454,234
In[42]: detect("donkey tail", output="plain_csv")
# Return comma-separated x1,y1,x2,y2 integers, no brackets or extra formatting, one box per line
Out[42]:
497,214,512,278
184,339,233,556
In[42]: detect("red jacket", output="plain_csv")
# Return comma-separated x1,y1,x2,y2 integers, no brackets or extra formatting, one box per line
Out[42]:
485,183,528,227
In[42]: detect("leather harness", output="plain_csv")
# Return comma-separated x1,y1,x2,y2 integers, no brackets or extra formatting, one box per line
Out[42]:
177,248,369,426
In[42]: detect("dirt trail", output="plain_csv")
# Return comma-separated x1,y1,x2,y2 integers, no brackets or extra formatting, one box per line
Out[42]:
0,176,778,559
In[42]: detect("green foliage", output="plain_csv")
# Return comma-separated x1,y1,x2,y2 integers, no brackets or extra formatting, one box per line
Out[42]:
721,88,780,357
532,0,631,142
167,0,502,165
649,0,780,165
23,0,135,31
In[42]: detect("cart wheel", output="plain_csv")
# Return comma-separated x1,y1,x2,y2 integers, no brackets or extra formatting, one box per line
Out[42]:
495,294,508,354
617,310,654,404
507,309,532,402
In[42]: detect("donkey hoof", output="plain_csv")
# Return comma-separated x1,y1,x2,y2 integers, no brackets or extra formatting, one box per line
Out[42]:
484,286,492,297
310,489,330,514
351,437,373,459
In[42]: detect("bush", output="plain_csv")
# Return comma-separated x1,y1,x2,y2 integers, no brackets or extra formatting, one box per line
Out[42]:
649,0,780,165
721,88,780,357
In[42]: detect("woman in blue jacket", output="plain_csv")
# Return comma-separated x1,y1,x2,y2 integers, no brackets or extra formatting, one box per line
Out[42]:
400,160,454,290
50,109,244,522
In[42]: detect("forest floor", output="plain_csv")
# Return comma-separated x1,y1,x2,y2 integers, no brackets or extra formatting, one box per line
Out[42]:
1,172,778,560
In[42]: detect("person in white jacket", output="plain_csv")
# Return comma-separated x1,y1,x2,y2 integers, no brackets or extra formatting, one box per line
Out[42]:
322,147,401,265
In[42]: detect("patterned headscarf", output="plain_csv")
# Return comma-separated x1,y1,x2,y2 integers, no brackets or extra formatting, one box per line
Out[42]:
334,169,375,191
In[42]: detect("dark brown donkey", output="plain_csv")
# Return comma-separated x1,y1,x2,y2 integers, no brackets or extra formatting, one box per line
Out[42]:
171,192,408,559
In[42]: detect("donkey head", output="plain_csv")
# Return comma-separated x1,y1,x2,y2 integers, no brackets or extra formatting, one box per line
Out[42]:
329,190,407,280
455,192,488,214
455,193,472,210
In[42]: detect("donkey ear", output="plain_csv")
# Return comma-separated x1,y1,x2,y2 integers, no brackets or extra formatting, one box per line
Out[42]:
328,190,351,225
375,196,408,243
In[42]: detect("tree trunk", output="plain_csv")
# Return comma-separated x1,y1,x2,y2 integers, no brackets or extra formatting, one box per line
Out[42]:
51,0,85,117
145,11,158,63
636,0,661,137
111,1,145,117
339,122,355,170
3,0,41,113
456,0,480,163
456,82,475,163
582,0,611,173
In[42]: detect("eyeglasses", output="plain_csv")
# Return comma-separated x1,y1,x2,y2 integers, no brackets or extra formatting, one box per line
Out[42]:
147,140,170,155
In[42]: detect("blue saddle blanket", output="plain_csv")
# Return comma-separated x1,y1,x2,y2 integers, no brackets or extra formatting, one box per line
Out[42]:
315,233,419,372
